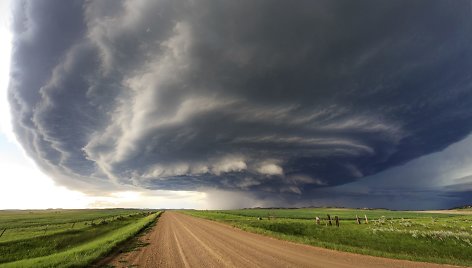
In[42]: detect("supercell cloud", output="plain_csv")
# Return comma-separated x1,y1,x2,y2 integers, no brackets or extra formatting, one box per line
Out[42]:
8,0,472,206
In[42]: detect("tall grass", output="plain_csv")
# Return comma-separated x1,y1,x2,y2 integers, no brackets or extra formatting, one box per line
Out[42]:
0,210,160,268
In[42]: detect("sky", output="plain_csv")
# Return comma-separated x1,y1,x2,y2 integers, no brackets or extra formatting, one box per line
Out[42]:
2,0,472,210
0,1,206,209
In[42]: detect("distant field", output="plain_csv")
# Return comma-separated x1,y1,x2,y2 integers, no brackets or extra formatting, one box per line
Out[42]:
220,208,457,220
0,209,160,267
183,208,472,267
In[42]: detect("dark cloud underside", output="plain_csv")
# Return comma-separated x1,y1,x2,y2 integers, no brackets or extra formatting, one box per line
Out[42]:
9,0,472,200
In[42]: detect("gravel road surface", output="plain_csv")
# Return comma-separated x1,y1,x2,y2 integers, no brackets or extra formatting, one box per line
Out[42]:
106,211,459,268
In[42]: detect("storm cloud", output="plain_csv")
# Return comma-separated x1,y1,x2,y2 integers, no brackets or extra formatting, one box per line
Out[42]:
8,0,472,206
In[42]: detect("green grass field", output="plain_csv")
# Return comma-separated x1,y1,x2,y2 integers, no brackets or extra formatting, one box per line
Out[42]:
0,209,160,267
183,208,472,267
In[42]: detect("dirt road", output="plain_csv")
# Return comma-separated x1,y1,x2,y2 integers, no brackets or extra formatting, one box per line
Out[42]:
106,212,459,268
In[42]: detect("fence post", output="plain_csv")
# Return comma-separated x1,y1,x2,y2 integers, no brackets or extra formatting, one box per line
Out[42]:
335,216,340,227
356,215,361,224
315,216,320,225
364,215,369,224
327,214,332,226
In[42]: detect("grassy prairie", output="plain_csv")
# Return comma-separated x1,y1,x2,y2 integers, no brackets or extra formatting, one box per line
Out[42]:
220,208,457,220
0,209,160,267
183,208,472,267
0,209,145,243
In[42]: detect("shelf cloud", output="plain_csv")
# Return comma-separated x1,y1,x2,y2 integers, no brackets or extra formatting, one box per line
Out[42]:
8,0,472,208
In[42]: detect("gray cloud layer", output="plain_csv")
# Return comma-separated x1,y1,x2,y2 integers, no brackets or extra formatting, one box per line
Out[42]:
8,0,472,206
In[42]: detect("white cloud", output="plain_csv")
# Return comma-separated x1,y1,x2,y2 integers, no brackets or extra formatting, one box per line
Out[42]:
211,156,247,175
0,0,14,142
256,163,284,176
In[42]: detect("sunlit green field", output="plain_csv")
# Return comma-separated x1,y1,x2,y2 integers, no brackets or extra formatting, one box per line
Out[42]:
183,208,472,267
0,209,160,267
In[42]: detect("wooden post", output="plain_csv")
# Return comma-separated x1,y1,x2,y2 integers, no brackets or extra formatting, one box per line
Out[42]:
364,215,369,224
71,222,75,229
335,216,340,227
356,215,361,224
0,228,6,238
315,216,320,225
327,214,332,226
